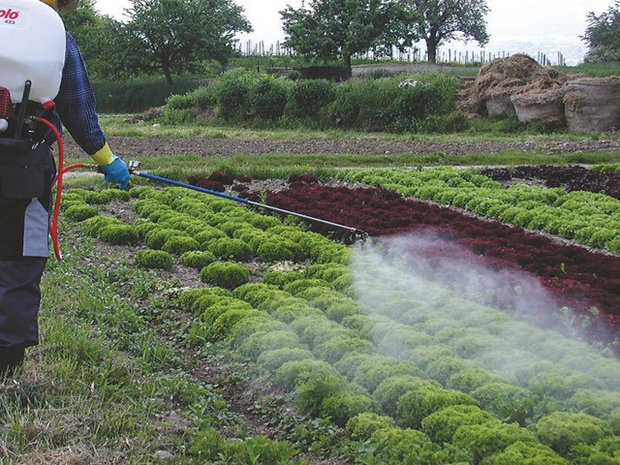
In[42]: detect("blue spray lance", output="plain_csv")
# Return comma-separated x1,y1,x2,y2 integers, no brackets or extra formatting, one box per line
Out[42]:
127,161,368,241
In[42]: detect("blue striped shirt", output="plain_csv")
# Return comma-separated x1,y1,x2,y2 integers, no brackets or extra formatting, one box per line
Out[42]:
49,32,107,155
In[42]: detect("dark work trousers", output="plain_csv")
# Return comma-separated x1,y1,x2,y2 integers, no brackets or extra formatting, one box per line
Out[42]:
0,144,55,349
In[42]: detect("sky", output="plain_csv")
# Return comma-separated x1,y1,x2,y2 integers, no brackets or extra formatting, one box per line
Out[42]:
94,0,614,65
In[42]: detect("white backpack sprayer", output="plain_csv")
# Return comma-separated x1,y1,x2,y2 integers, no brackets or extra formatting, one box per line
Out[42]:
0,0,72,259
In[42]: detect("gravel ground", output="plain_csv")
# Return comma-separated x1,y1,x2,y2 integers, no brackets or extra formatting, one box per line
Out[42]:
62,135,620,159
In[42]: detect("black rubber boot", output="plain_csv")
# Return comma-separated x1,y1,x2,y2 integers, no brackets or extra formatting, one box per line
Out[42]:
0,346,25,379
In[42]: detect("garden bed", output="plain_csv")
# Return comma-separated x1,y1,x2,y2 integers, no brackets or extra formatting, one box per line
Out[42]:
254,183,620,347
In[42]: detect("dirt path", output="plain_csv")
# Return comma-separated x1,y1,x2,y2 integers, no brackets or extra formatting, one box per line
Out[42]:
62,135,620,159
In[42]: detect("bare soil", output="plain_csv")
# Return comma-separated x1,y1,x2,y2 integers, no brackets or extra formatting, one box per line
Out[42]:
62,135,620,160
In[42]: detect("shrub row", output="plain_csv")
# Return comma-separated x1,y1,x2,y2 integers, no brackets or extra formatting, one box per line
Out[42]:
162,70,462,133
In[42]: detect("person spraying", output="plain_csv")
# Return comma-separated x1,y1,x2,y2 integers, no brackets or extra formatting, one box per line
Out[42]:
0,0,130,377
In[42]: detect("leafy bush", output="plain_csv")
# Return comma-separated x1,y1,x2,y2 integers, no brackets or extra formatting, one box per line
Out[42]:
321,390,380,427
421,405,498,444
192,427,301,465
395,387,478,429
211,70,259,121
65,204,98,221
365,427,448,465
346,412,395,441
287,79,335,119
471,383,538,425
239,330,301,360
179,287,232,312
447,367,509,394
451,422,539,464
314,336,374,364
135,249,174,270
98,224,139,245
82,215,125,238
275,359,338,391
531,412,613,456
295,373,345,417
353,359,422,393
145,228,179,249
208,237,253,261
257,238,301,263
200,262,250,289
481,441,569,465
249,77,289,120
374,376,441,416
256,348,315,373
179,250,217,269
211,309,267,341
163,235,201,255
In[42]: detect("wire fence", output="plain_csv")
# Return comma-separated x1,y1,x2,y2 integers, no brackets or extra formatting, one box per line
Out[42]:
236,40,568,67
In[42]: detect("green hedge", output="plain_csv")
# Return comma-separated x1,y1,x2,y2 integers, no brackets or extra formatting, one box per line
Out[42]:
160,70,460,132
93,77,202,113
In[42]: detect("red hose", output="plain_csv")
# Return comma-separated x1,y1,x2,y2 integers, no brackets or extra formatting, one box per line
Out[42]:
35,116,64,260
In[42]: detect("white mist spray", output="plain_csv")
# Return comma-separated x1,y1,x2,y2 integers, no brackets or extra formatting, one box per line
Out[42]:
350,232,620,395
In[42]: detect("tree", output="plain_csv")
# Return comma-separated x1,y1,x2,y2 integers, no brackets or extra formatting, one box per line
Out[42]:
122,0,251,84
280,0,410,77
582,1,620,63
63,0,124,80
398,0,489,63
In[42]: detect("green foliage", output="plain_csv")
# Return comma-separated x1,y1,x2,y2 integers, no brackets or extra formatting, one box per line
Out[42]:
179,250,217,269
447,367,507,393
321,390,380,427
239,330,301,359
296,373,345,417
118,0,251,85
200,261,250,289
365,427,448,465
179,287,232,312
421,405,498,444
81,215,125,238
256,348,315,373
346,412,395,441
145,228,179,249
256,238,300,262
275,359,339,391
396,387,478,429
208,237,253,261
531,412,613,456
98,224,140,245
314,336,374,364
135,249,174,270
583,2,620,63
287,79,336,119
481,441,569,465
471,383,538,425
399,0,490,63
192,427,301,465
452,422,538,464
65,204,99,221
280,0,405,74
374,375,441,416
249,77,290,120
211,70,257,121
163,235,201,254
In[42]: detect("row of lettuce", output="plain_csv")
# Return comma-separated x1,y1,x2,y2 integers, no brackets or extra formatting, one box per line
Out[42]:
62,185,620,464
338,167,620,253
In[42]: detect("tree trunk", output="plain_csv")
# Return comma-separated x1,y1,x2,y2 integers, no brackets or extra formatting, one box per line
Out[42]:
344,54,352,79
426,37,437,63
161,54,174,85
